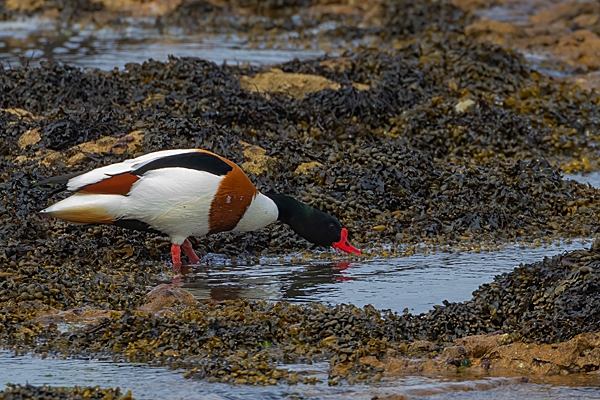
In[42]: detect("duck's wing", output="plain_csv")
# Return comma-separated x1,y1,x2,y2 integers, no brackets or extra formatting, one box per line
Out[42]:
38,149,234,196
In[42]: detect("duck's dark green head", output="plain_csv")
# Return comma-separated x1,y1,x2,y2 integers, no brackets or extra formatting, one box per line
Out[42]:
266,194,361,254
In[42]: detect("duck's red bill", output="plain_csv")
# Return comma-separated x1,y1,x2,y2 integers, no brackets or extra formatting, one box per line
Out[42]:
332,228,361,254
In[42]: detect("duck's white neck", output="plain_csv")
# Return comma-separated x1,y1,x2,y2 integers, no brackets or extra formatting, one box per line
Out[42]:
232,192,278,233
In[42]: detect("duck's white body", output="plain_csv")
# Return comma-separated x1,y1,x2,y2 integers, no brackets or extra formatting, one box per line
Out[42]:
41,149,278,266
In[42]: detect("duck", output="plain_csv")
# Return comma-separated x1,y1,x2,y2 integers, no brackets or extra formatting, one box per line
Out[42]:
39,149,360,268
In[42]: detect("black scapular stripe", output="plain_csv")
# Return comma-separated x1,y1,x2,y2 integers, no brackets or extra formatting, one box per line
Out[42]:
114,219,163,234
133,152,233,176
34,170,87,194
37,171,87,186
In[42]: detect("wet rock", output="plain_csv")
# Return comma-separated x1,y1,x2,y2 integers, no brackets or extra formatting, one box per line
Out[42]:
449,333,511,359
100,0,182,18
570,70,600,91
457,0,600,85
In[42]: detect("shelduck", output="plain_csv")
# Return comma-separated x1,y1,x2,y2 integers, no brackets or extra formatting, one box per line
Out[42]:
40,149,360,268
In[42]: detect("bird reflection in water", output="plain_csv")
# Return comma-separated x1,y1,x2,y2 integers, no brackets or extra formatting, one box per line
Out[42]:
170,261,353,302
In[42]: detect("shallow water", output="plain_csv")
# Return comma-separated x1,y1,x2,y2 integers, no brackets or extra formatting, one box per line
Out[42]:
2,350,600,399
172,239,590,315
0,18,325,69
566,171,600,188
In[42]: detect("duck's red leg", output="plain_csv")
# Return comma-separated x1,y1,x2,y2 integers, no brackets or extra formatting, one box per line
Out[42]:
171,244,182,270
182,238,201,264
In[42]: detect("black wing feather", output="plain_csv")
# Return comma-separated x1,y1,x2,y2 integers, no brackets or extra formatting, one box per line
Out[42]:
34,170,87,194
133,152,232,176
36,170,87,187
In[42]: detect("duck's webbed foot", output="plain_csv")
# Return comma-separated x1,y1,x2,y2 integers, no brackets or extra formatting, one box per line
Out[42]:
182,238,201,264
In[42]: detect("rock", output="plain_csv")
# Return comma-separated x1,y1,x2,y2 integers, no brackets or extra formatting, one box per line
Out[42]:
529,1,595,25
100,0,182,17
450,0,489,12
454,98,476,113
239,68,341,100
554,30,600,69
319,58,353,72
573,14,600,29
384,356,428,375
1,108,38,119
58,307,118,324
488,332,600,374
464,20,524,46
294,161,323,175
330,361,353,377
359,355,385,369
17,128,42,149
306,0,382,24
30,285,197,327
408,340,437,353
352,82,371,91
382,332,600,377
453,334,511,358
465,20,522,37
239,140,279,175
3,0,43,12
138,284,197,313
373,395,410,400
17,130,145,166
